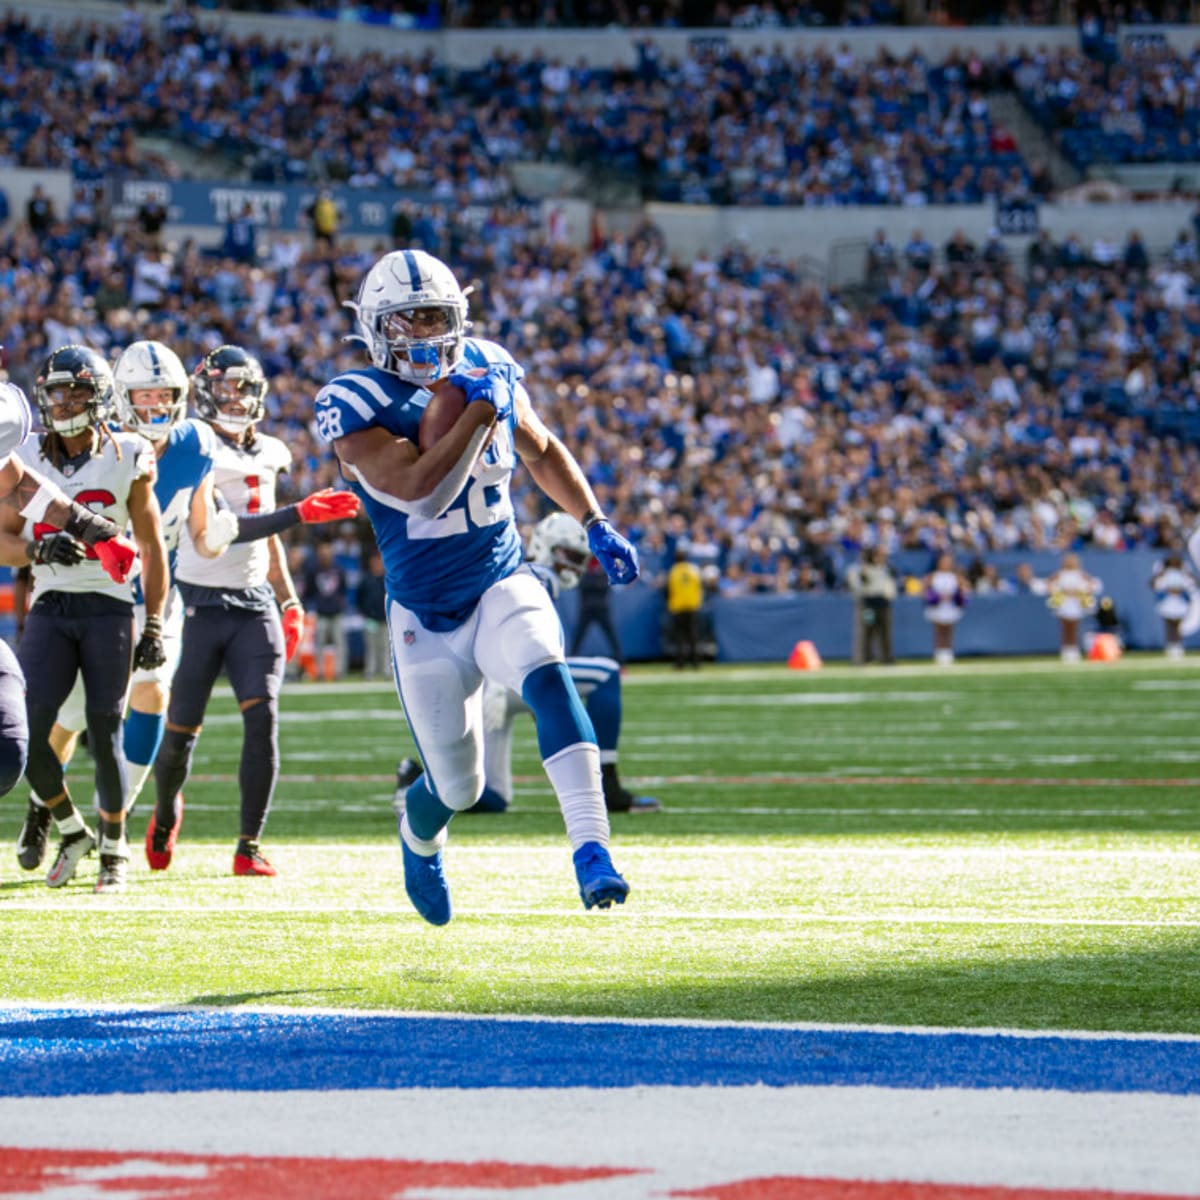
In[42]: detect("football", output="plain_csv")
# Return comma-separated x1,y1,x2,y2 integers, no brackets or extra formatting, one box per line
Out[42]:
418,378,468,452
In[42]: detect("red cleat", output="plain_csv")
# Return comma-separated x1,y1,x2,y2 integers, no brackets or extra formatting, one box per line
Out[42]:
233,842,277,876
145,797,184,871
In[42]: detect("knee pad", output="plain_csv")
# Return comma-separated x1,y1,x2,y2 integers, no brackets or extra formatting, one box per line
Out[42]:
521,662,595,760
241,698,278,755
158,727,199,771
85,710,123,760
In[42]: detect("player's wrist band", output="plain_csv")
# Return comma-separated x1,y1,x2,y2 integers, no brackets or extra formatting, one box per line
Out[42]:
62,503,121,546
17,480,68,524
281,599,302,612
582,510,607,530
142,615,163,638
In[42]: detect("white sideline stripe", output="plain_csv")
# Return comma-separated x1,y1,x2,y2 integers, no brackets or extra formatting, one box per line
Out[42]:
3,997,1199,1042
0,903,1196,927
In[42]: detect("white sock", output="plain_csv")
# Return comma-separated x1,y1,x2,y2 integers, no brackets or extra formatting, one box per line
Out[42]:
99,834,129,858
124,759,154,810
399,813,446,857
544,742,609,850
55,810,84,836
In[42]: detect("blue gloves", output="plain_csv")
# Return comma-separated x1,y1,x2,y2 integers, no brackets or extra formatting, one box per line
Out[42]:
587,520,640,585
447,365,518,426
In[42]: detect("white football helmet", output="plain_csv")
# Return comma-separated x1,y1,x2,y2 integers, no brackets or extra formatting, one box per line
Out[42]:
114,340,189,441
528,512,591,590
347,249,470,383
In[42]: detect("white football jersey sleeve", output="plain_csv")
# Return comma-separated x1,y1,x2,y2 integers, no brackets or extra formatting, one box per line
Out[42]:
17,431,155,602
0,381,33,464
175,432,292,590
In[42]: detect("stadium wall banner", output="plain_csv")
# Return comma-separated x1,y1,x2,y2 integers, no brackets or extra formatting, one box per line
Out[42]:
644,198,1193,272
108,178,432,238
563,549,1189,663
995,198,1040,237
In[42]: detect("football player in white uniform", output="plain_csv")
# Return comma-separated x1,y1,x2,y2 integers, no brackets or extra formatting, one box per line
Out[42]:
40,340,357,860
315,249,640,924
0,346,168,892
396,513,659,815
149,345,359,877
0,377,140,806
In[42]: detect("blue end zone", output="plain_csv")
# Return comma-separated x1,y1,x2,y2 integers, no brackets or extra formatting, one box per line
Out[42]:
0,1008,1197,1099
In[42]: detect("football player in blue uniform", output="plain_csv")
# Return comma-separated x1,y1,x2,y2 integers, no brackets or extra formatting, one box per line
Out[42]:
315,249,640,924
397,513,659,815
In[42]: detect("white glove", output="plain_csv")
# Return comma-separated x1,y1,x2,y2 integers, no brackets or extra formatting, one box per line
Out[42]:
201,507,240,554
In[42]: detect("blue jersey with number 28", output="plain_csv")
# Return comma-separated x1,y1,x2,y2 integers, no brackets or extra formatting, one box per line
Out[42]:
313,337,524,631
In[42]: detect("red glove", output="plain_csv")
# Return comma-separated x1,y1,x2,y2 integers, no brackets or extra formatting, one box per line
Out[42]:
94,535,138,585
281,604,304,662
297,488,361,523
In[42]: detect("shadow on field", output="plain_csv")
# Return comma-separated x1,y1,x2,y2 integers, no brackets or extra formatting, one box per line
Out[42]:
187,988,364,1007
562,934,1200,1034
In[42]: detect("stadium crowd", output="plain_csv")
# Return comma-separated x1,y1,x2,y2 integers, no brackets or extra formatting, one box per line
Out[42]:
1013,41,1200,170
3,194,1200,604
9,5,1200,209
3,7,1200,613
1,8,1038,204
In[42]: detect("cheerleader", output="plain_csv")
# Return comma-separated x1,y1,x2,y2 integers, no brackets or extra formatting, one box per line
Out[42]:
922,553,969,666
1045,552,1102,663
1150,553,1198,660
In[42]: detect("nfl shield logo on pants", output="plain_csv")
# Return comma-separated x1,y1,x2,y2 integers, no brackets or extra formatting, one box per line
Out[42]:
403,629,416,646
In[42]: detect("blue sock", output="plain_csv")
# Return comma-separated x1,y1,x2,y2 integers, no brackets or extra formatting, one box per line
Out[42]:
585,671,621,753
522,662,594,757
406,772,455,842
123,709,165,767
473,785,509,813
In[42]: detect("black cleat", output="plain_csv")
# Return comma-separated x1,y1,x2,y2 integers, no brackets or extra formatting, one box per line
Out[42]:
396,757,424,790
16,796,52,871
605,788,662,814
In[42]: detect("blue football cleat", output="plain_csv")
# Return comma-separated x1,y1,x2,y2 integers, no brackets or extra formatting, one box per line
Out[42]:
572,841,630,910
402,841,452,926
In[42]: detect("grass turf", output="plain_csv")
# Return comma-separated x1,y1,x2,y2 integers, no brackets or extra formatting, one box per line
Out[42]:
2,656,1198,1032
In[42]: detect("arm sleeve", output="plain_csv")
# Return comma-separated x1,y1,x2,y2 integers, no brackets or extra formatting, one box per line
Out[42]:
231,505,302,543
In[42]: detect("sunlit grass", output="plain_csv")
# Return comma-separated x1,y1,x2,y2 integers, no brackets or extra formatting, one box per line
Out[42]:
2,657,1199,1031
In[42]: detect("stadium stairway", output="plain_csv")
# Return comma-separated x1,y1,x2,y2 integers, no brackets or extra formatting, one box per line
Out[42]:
990,93,1082,193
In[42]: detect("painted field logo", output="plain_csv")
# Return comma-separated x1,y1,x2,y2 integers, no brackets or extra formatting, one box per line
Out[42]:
0,1148,641,1198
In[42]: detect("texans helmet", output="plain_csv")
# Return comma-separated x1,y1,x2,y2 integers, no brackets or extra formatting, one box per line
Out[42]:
34,345,117,436
192,345,268,433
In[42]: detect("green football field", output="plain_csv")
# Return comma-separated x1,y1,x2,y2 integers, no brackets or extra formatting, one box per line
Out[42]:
3,656,1198,1034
